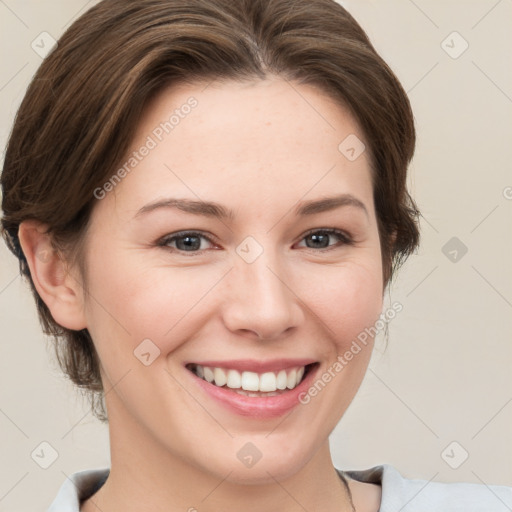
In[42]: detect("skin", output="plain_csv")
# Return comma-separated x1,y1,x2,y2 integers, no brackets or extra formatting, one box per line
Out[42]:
19,76,384,512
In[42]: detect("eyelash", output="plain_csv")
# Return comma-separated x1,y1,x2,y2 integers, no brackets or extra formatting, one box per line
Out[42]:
157,228,353,256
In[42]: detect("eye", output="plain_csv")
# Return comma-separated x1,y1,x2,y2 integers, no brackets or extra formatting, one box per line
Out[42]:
157,231,217,255
296,228,353,251
157,228,352,256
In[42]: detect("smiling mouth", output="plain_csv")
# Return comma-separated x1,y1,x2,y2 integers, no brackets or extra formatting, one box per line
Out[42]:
185,362,318,397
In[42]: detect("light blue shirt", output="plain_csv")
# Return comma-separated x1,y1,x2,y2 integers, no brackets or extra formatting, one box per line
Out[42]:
47,464,512,511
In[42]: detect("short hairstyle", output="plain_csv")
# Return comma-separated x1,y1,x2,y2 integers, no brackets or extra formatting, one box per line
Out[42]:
1,0,420,421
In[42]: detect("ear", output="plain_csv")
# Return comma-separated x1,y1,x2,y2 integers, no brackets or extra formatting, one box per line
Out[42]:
18,220,87,330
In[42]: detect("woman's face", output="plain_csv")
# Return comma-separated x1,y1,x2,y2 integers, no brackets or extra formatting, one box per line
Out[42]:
80,76,384,482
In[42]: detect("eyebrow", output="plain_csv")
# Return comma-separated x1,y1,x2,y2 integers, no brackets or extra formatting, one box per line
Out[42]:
134,193,369,221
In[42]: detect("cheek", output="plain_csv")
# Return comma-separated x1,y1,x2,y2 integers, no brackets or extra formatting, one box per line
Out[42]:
296,259,383,348
83,245,219,357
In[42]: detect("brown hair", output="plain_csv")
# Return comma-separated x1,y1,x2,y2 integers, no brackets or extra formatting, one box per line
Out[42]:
1,0,420,422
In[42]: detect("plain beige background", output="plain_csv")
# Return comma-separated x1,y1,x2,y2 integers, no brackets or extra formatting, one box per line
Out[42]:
1,0,511,510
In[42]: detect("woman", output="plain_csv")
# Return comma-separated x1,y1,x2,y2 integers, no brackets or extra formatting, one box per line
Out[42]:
1,0,510,510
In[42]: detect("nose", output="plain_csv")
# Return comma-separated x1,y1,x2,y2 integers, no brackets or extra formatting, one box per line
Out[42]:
221,251,304,341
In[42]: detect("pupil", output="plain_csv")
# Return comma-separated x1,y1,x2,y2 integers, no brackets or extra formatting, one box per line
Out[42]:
309,233,328,248
178,236,200,251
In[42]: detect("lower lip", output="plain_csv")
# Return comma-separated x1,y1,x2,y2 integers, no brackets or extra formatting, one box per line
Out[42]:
186,364,319,419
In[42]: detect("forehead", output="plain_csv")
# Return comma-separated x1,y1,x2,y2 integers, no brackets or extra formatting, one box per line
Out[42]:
97,76,374,223
140,76,364,159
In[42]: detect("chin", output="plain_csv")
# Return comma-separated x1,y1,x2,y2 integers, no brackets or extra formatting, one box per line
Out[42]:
197,435,320,485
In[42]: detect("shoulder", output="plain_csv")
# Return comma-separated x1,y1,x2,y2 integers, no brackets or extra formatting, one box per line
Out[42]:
47,468,109,512
338,464,512,512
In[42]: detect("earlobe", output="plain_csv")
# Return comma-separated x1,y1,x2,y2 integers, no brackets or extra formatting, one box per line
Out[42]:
17,220,87,331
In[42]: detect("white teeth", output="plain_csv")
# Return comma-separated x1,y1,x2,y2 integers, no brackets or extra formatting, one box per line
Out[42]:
276,370,288,390
286,368,297,389
203,367,214,383
213,367,227,387
241,371,260,391
226,369,241,389
260,372,277,392
191,364,309,392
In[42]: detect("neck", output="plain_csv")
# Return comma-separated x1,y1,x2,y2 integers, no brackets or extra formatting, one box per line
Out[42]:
82,397,355,512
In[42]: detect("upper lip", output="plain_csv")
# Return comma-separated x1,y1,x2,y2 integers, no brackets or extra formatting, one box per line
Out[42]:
184,358,318,373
